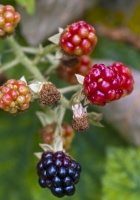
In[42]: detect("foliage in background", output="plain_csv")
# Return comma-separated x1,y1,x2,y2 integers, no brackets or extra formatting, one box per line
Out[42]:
102,147,140,200
15,0,35,15
86,2,140,35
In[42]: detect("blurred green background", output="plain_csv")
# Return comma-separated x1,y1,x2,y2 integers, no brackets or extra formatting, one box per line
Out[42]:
1,0,140,200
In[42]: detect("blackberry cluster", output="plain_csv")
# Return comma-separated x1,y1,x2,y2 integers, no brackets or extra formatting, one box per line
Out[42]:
0,4,20,39
59,21,97,56
37,151,81,198
83,63,134,106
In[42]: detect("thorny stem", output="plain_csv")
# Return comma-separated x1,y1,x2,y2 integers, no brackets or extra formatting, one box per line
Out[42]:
6,36,45,82
0,58,20,73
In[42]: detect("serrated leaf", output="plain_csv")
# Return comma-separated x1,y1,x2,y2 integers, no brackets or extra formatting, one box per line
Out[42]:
75,74,84,85
102,147,140,200
15,0,35,15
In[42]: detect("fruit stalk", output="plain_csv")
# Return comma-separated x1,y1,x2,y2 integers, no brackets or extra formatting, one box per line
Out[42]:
32,44,58,66
58,85,81,94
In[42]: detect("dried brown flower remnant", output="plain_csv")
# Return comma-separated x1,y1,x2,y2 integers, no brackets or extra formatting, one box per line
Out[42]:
72,103,89,132
39,82,61,106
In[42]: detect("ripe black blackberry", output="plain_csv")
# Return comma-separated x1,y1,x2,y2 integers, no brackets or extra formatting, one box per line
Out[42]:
36,151,81,198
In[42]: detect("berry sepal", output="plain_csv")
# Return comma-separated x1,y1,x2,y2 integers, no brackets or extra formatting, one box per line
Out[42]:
48,28,64,45
34,137,64,160
75,74,84,85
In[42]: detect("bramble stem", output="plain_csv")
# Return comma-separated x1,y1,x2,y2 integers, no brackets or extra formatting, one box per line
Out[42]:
59,96,70,108
0,58,19,73
6,36,45,81
53,106,66,148
58,84,81,94
21,46,39,54
32,44,58,66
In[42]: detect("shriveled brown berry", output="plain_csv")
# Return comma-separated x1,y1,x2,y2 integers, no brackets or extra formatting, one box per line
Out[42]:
39,82,61,106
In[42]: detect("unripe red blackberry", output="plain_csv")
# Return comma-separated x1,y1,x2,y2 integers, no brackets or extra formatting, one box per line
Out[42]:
39,122,74,150
0,79,31,114
0,4,20,39
112,62,134,96
59,21,97,56
83,63,125,106
36,151,81,197
56,55,92,85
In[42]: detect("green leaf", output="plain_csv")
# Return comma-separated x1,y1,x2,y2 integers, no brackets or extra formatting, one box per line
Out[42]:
102,147,140,200
15,0,35,15
88,111,104,127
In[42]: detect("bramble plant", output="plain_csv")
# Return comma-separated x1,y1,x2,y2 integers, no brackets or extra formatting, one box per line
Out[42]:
0,4,134,198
